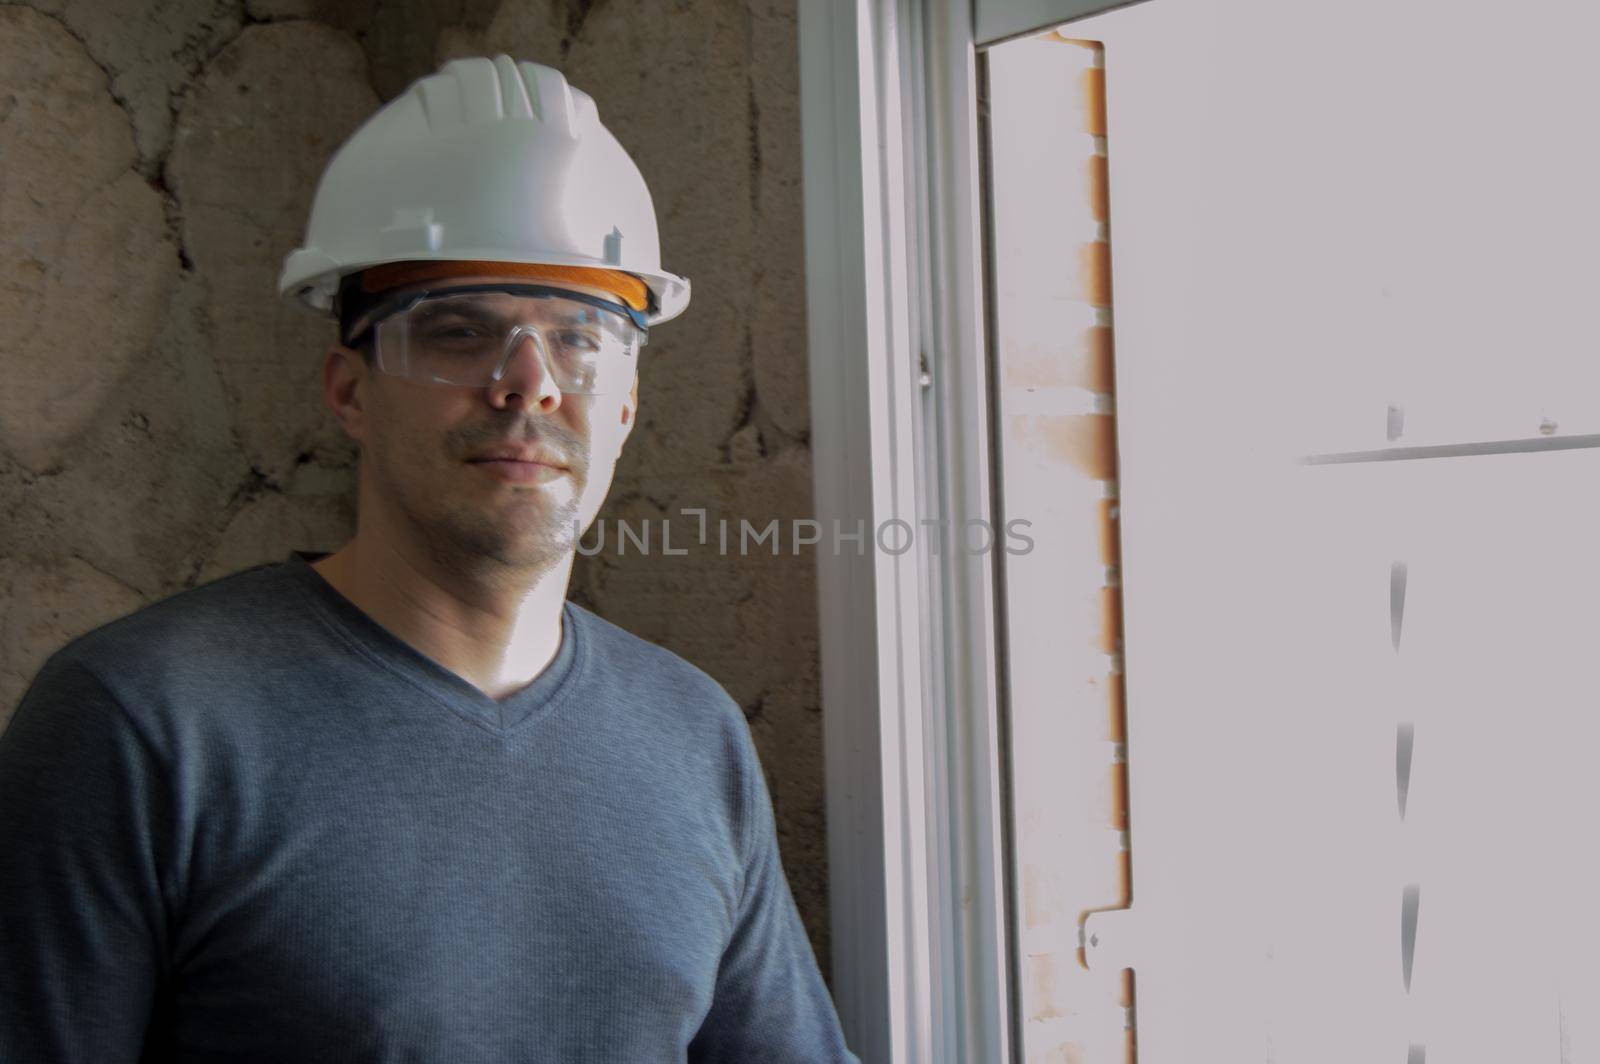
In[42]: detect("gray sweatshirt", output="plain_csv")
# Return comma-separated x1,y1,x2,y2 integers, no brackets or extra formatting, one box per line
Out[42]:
0,551,856,1063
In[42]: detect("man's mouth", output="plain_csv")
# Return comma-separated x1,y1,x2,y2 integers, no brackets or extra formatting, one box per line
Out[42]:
465,449,567,470
465,456,569,484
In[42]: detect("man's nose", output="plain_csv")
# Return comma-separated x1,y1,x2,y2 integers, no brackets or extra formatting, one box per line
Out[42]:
487,331,562,412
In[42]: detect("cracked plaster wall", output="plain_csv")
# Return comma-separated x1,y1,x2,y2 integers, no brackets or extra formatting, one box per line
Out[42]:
0,0,829,973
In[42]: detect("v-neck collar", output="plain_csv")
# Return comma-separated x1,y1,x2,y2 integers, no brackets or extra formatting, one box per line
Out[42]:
282,550,585,735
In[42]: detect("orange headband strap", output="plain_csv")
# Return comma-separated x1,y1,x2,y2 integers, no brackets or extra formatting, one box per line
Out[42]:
359,260,650,312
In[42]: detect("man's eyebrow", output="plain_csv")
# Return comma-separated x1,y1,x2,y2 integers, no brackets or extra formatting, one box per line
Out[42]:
419,302,519,327
417,296,614,329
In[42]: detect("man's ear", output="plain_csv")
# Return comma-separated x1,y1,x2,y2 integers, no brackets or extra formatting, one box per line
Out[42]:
619,375,639,440
322,345,370,443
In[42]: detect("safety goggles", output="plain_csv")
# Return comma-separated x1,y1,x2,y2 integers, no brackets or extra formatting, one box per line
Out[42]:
350,284,649,396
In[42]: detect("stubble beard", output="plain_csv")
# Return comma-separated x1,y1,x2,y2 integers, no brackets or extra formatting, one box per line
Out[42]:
375,448,589,581
436,492,580,574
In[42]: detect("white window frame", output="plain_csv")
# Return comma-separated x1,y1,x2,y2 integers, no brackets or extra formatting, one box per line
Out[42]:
805,3,1600,1062
799,1,1141,1059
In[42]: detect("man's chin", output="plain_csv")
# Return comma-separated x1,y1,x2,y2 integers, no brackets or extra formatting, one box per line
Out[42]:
488,521,579,564
421,509,579,573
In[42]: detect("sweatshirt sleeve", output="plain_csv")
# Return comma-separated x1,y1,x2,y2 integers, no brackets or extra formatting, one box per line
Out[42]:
687,721,859,1064
0,652,176,1063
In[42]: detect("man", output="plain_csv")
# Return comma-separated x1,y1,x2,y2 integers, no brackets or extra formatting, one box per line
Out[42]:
0,55,857,1062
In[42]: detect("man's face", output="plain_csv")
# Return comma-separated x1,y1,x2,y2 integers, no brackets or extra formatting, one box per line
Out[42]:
326,274,640,575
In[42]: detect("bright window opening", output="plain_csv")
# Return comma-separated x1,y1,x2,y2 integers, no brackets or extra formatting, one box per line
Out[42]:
985,1,1600,1061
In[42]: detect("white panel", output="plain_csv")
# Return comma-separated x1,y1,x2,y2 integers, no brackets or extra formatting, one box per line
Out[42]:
1271,451,1593,1064
987,33,1129,1062
1074,0,1600,459
1023,0,1600,1060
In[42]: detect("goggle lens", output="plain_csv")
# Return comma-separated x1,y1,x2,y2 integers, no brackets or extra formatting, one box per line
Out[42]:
368,286,645,395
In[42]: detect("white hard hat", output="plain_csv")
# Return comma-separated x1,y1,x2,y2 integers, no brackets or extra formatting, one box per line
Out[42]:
279,55,690,326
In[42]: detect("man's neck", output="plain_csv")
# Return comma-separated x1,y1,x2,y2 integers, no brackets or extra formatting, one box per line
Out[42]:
310,533,573,702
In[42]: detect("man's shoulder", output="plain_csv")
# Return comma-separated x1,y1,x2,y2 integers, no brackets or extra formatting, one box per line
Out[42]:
563,601,767,817
47,559,303,691
565,600,746,726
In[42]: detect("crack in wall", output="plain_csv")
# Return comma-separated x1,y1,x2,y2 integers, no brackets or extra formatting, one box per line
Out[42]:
67,549,146,599
18,6,139,150
746,76,761,218
221,462,284,517
150,15,323,279
14,461,65,485
741,688,769,722
558,0,600,59
15,2,254,262
18,0,252,178
718,325,760,465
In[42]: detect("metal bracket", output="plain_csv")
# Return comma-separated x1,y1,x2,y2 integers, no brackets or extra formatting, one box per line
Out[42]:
1081,907,1142,973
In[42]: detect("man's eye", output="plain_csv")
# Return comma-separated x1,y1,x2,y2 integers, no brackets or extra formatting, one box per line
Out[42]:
555,330,602,351
425,323,493,341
